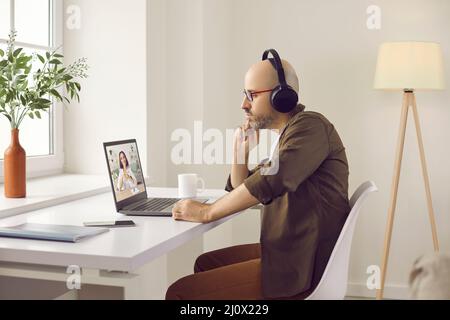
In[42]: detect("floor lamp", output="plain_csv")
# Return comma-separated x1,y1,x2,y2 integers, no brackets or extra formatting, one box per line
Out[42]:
373,42,445,300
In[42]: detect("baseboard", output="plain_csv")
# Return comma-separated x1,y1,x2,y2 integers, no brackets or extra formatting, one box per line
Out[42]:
346,282,410,300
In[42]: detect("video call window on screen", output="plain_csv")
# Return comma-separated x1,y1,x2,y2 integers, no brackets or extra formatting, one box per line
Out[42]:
105,142,146,202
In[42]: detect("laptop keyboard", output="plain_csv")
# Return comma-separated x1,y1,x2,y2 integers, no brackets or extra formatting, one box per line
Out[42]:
134,198,180,212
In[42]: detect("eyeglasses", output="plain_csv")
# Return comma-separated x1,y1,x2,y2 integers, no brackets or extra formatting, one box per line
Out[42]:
243,88,273,102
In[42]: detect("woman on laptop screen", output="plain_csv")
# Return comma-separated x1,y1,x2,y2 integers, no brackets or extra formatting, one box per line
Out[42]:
117,151,138,193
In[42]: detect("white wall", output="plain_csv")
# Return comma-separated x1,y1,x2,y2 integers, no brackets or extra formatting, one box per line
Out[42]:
229,0,450,298
151,0,450,298
63,0,148,175
64,0,450,299
147,0,168,186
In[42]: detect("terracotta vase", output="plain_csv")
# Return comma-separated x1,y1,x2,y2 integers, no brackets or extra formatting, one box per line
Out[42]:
4,129,26,198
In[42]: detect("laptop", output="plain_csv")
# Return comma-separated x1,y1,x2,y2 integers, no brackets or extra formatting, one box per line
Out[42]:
103,139,208,216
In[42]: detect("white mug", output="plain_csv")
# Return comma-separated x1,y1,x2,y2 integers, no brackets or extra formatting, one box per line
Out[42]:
178,174,205,199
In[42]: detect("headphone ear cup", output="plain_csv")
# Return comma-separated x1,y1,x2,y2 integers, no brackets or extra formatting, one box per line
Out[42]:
271,86,299,113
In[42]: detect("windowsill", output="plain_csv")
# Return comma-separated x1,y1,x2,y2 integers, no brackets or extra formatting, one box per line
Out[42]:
0,174,111,219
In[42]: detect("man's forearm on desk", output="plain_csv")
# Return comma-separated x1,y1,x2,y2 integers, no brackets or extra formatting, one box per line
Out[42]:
172,180,259,223
207,184,260,222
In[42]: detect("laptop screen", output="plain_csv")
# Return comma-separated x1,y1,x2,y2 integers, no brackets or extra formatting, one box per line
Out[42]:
104,141,146,203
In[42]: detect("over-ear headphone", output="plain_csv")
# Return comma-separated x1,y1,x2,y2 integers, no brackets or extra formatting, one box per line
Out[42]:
262,49,298,113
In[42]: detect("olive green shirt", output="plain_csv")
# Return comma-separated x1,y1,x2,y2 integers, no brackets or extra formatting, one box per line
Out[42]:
225,104,350,298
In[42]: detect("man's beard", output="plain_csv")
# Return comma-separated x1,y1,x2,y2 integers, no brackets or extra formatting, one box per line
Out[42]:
249,114,275,130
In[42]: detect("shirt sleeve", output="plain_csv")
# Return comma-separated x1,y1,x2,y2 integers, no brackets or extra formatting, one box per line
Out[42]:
243,116,330,205
225,175,235,192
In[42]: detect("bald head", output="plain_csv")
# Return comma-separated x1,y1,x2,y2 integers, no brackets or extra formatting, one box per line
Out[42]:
241,57,300,130
245,59,299,93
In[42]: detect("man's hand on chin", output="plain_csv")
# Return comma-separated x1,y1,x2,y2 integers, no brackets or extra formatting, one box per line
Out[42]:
172,199,212,223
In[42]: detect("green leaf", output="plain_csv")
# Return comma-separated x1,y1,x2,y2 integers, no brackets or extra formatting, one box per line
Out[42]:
0,49,4,57
53,53,64,58
20,95,26,106
29,112,34,119
4,113,12,122
74,83,81,91
37,54,45,64
38,98,52,104
50,89,62,101
18,80,28,91
13,48,23,57
49,59,61,65
16,56,31,64
5,92,12,103
46,52,51,60
35,111,41,119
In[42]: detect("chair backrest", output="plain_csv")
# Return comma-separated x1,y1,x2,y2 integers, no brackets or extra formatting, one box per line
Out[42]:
305,181,378,300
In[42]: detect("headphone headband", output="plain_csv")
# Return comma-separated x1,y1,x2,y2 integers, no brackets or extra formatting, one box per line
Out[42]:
262,49,287,86
261,49,299,113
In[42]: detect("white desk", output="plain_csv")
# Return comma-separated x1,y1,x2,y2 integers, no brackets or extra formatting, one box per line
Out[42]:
0,187,238,299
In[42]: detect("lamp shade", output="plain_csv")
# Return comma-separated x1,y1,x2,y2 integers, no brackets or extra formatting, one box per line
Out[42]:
374,42,445,90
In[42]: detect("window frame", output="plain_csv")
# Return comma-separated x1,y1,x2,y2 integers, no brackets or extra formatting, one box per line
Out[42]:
0,0,64,182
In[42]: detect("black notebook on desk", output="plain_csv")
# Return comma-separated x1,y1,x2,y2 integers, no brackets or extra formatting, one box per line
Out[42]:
0,223,109,243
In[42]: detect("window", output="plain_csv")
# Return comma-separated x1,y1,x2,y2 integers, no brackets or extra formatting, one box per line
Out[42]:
0,0,63,179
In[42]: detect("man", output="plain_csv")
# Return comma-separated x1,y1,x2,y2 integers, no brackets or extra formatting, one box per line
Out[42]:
166,50,350,300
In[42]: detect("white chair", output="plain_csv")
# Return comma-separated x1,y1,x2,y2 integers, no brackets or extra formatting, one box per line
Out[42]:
305,181,378,300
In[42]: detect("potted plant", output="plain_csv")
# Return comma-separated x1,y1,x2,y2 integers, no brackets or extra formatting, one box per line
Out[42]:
0,31,88,198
